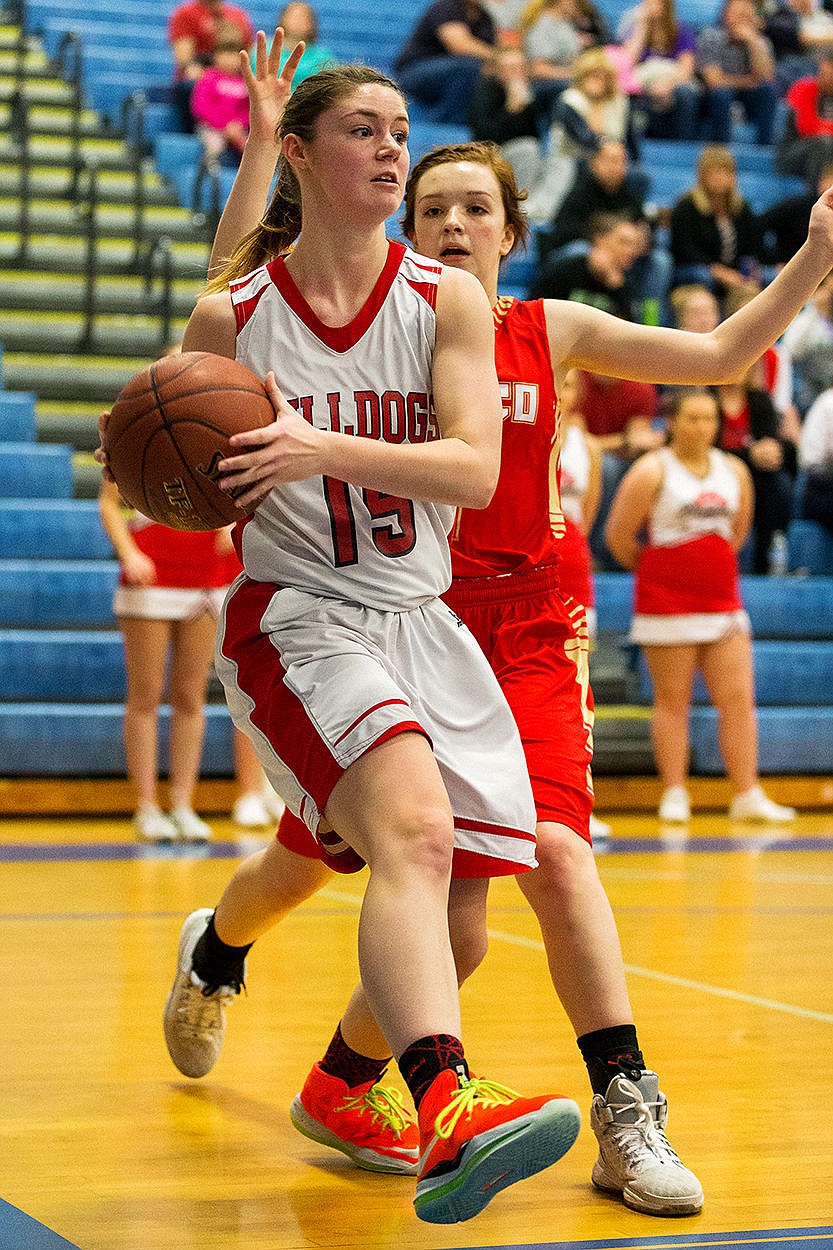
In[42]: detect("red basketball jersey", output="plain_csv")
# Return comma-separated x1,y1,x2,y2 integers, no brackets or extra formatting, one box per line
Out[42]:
451,297,561,578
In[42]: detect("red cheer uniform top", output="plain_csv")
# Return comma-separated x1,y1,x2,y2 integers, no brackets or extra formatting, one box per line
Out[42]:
121,514,236,589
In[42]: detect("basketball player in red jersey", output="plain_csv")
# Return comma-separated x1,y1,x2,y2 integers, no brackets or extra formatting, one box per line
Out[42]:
161,28,833,1219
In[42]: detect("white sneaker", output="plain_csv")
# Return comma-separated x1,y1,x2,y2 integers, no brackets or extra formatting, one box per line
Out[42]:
729,785,795,823
261,781,285,821
590,1072,703,1215
232,792,274,828
658,787,690,823
170,807,213,842
163,908,245,1078
133,807,176,843
590,813,612,841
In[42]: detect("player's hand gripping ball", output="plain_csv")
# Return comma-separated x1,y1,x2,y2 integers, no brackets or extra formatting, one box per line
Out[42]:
103,351,275,531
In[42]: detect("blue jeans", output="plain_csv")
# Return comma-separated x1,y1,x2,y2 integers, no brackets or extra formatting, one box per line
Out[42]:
396,56,483,124
701,82,779,145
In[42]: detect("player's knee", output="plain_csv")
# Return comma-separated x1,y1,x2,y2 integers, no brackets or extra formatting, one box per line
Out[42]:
526,821,593,895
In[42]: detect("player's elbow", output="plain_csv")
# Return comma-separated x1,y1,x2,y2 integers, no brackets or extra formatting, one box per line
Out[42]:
464,457,500,509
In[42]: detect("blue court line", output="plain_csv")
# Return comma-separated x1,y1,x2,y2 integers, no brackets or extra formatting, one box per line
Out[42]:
1,835,833,863
0,1199,80,1249
460,1227,833,1250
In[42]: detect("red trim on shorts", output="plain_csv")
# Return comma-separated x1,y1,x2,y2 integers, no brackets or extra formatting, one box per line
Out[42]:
333,699,412,747
221,579,344,811
451,848,533,877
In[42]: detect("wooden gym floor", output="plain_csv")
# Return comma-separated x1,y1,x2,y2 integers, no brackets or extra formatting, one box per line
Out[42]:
0,800,832,1250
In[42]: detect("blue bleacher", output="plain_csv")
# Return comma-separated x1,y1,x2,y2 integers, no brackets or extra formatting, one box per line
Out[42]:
0,501,115,560
0,703,234,775
0,444,73,498
0,392,37,442
0,629,124,700
0,560,118,626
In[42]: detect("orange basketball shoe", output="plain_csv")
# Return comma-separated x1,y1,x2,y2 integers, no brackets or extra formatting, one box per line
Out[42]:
290,1063,420,1174
414,1068,581,1224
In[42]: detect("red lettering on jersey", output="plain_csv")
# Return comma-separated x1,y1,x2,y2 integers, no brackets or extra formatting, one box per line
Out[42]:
355,391,381,439
381,391,407,444
326,392,343,432
407,392,429,442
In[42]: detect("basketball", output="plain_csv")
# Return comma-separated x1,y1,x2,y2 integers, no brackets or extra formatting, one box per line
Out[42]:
103,351,275,531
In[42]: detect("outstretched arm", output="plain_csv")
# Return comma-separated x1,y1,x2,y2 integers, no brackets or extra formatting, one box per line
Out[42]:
209,28,304,277
546,186,833,386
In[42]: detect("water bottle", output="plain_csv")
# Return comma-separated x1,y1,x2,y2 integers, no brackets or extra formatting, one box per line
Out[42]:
769,531,789,576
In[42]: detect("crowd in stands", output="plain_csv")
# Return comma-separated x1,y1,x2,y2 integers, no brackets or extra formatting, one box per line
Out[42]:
158,0,833,567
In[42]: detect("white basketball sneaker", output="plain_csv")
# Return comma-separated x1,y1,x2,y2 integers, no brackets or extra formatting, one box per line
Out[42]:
728,785,795,823
658,787,691,823
590,1072,703,1215
163,909,245,1078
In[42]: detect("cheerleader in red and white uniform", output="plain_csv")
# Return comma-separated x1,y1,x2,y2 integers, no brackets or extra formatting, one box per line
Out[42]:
99,477,233,842
553,368,602,639
604,387,795,824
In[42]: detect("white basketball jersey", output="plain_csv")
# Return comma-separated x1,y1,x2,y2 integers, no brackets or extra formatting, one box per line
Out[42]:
649,447,740,547
229,240,455,611
559,422,591,527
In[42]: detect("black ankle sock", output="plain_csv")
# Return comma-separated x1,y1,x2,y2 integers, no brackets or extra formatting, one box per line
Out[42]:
398,1034,468,1111
319,1023,391,1088
191,912,252,990
577,1025,645,1096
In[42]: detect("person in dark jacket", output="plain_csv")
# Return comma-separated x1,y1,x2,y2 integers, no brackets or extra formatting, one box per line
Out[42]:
713,377,794,572
395,0,497,122
669,143,763,303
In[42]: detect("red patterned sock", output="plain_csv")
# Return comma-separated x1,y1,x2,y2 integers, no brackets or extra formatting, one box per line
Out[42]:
319,1022,391,1088
398,1034,468,1110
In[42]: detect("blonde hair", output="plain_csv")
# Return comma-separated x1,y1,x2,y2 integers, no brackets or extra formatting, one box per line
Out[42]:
692,143,743,215
205,64,404,294
572,47,619,99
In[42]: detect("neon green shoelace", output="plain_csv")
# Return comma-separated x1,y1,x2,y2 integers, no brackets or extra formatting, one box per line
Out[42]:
433,1077,521,1141
338,1083,414,1134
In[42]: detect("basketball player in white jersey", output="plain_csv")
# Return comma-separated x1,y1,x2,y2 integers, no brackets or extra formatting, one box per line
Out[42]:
148,58,583,1225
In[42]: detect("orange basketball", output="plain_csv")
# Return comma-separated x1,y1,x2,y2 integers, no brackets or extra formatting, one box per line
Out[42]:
104,351,275,531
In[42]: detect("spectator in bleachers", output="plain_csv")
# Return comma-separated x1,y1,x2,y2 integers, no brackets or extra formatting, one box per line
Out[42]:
263,3,336,84
572,367,664,565
761,159,833,263
482,0,528,40
190,22,250,164
780,267,833,408
695,0,779,144
395,0,497,123
713,370,794,571
537,140,649,249
798,379,833,533
669,143,763,302
168,0,255,132
763,0,833,92
605,385,795,824
673,282,800,449
776,49,833,185
537,47,641,214
529,208,648,316
535,141,673,317
615,0,701,140
517,0,587,123
469,46,547,198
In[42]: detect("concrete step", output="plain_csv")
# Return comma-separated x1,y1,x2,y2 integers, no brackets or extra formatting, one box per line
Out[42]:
0,163,176,204
0,232,210,277
0,307,187,355
0,196,205,240
0,269,202,314
4,351,153,402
